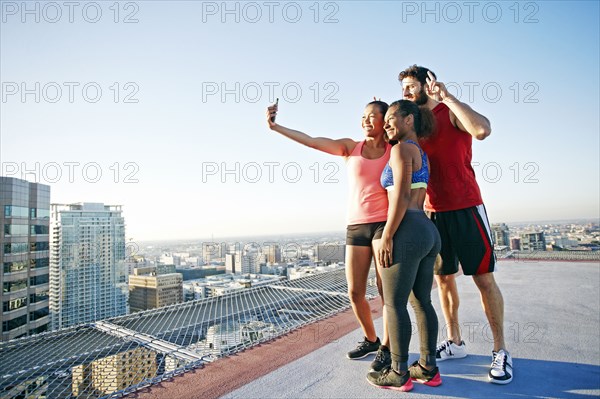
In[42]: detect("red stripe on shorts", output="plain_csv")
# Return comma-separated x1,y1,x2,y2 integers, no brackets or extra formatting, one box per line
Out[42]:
471,208,492,275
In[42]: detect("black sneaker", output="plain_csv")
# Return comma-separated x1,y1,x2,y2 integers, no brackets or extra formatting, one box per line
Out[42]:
408,360,442,387
347,337,381,360
370,346,391,371
366,367,413,392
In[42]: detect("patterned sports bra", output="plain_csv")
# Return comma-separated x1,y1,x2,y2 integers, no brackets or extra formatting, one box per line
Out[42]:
380,140,429,190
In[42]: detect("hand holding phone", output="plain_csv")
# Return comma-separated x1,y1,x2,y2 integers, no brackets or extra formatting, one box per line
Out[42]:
270,98,279,122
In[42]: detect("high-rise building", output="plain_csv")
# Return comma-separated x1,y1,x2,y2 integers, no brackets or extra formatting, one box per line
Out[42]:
263,244,281,264
1,177,51,341
520,231,546,251
129,273,183,312
491,223,510,247
241,254,258,274
225,253,237,274
49,202,128,330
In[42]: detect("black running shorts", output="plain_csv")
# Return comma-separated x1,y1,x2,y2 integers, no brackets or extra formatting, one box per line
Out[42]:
346,221,386,247
428,205,496,276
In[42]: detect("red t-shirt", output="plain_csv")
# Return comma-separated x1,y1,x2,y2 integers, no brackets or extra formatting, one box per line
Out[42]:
419,103,483,212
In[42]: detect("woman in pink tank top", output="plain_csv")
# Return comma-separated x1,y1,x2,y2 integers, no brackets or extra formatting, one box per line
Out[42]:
266,100,393,371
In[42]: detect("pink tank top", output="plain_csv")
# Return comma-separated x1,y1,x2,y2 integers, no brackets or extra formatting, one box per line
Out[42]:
346,140,391,225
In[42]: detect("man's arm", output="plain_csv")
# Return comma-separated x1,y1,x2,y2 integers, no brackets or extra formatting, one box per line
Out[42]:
425,71,492,140
446,99,492,140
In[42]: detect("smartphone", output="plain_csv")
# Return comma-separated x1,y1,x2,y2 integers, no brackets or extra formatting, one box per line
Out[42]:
270,98,279,122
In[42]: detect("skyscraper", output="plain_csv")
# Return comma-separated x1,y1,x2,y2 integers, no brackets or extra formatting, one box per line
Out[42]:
1,177,51,341
49,203,128,330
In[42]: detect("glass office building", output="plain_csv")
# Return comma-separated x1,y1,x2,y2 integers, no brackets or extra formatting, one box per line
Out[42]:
1,177,51,341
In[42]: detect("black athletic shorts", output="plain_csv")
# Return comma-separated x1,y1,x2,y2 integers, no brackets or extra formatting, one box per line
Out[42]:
428,205,496,276
346,221,386,247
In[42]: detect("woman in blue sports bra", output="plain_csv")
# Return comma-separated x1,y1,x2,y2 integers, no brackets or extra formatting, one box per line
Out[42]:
366,100,443,391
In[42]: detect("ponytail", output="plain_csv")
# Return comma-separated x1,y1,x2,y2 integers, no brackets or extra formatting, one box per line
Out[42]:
388,100,436,138
416,105,435,138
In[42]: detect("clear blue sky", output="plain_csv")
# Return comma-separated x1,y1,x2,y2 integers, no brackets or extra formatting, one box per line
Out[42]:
1,1,599,240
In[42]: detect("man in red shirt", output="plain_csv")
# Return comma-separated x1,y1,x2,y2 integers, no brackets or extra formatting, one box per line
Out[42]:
398,65,512,384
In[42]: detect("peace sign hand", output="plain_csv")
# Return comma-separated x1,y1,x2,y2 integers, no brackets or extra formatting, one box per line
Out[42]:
425,71,453,103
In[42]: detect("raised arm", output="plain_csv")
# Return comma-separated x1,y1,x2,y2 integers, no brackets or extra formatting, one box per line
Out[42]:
266,103,356,157
447,100,491,140
425,71,492,140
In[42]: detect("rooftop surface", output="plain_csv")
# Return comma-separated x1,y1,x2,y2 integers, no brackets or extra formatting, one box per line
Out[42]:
129,260,600,399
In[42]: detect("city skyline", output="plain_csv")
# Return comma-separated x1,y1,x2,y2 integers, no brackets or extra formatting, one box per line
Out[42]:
132,217,600,246
0,174,597,397
2,1,599,241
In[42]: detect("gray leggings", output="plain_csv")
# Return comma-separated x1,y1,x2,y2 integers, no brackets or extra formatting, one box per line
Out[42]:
380,210,441,372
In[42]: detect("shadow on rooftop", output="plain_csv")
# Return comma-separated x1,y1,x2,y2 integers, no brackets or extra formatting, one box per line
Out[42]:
405,355,600,399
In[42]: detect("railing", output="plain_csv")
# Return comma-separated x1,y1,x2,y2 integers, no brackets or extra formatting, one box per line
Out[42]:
505,251,600,261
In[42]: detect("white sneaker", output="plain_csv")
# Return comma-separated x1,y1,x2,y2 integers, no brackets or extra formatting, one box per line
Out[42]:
489,349,513,384
435,340,467,361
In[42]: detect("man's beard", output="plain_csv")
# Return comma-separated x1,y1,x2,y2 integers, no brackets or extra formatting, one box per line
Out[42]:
414,87,428,105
